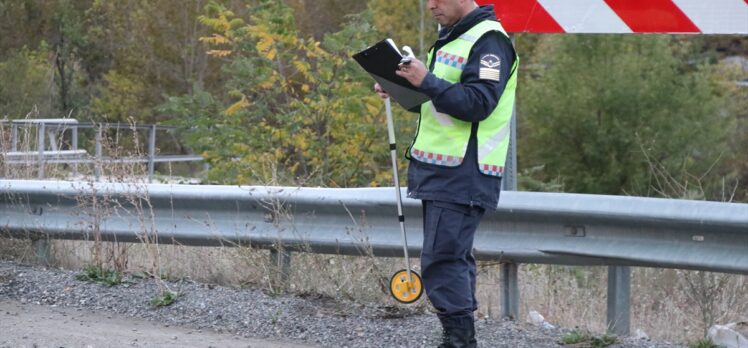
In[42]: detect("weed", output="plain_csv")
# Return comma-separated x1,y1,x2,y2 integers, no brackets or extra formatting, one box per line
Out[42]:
270,307,282,326
559,330,617,347
688,338,723,348
682,270,741,337
75,265,123,287
151,290,179,307
592,335,618,347
130,271,150,279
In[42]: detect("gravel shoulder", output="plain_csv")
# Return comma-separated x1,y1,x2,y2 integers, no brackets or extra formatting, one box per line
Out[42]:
0,299,312,348
0,261,684,348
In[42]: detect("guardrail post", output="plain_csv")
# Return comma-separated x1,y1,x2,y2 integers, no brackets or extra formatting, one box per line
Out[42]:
37,122,45,179
47,127,58,151
270,247,291,287
607,265,631,336
72,125,79,176
148,125,156,183
501,262,520,319
95,125,102,181
500,41,519,319
11,123,18,151
502,36,518,192
33,237,51,265
501,110,518,191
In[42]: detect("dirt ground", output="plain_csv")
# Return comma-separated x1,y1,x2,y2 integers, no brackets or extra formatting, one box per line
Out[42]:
0,299,315,348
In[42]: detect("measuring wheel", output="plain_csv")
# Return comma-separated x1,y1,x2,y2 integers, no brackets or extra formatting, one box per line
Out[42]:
382,97,422,305
389,269,423,304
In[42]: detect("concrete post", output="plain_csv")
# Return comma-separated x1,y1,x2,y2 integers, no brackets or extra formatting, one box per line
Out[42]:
607,265,631,336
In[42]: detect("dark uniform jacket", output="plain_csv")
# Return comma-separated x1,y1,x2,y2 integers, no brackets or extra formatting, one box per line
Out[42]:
406,5,516,210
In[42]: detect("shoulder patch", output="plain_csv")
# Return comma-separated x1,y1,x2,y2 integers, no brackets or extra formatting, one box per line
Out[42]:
480,54,501,68
479,54,501,81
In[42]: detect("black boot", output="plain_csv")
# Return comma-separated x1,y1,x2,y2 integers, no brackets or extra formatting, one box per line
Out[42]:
437,315,476,348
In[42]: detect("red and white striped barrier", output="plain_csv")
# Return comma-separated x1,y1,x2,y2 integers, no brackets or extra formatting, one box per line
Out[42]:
477,0,748,34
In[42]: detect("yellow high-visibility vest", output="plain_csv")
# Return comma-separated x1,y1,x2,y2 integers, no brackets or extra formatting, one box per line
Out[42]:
408,20,518,177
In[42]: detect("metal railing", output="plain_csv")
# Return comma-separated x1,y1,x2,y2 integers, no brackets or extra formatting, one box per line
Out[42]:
2,179,747,335
1,119,204,181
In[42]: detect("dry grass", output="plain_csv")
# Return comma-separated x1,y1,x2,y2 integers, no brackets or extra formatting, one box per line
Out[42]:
39,239,417,304
513,264,748,342
0,237,34,263
2,121,746,343
1,119,183,301
2,238,745,343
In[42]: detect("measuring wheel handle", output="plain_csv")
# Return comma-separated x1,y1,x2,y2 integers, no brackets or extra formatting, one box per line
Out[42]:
389,269,423,304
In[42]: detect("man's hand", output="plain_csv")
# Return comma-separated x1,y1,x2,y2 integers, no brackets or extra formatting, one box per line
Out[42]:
395,57,428,88
374,83,389,99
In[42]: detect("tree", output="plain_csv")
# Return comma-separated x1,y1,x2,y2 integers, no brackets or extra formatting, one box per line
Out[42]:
519,35,730,196
163,1,402,187
0,0,91,117
368,0,436,58
85,0,228,123
284,0,367,40
0,46,54,118
50,0,90,114
714,56,748,202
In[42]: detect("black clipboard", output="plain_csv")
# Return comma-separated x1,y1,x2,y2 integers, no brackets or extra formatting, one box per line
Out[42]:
353,39,429,110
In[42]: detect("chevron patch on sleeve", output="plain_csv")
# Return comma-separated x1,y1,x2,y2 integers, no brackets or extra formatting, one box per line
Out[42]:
479,54,501,81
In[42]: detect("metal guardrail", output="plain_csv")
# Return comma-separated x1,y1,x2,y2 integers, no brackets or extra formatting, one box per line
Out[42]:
3,154,205,166
2,180,747,335
1,119,204,181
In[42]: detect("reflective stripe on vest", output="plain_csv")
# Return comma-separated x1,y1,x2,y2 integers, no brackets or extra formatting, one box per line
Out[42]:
408,20,519,177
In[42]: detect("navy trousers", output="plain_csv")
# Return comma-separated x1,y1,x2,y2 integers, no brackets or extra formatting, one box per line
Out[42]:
421,200,486,321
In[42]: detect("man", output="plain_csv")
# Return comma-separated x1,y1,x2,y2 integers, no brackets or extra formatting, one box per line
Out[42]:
375,0,518,347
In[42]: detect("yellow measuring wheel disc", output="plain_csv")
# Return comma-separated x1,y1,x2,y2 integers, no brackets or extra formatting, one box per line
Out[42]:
389,269,423,304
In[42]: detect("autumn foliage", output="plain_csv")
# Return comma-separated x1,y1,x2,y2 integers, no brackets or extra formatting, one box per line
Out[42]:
165,1,410,186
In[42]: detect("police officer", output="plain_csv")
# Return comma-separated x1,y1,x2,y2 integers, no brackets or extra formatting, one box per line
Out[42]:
375,0,517,347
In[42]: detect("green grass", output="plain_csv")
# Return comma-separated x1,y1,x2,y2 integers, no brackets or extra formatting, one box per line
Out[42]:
150,290,179,307
559,330,618,348
688,338,723,348
74,265,124,287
